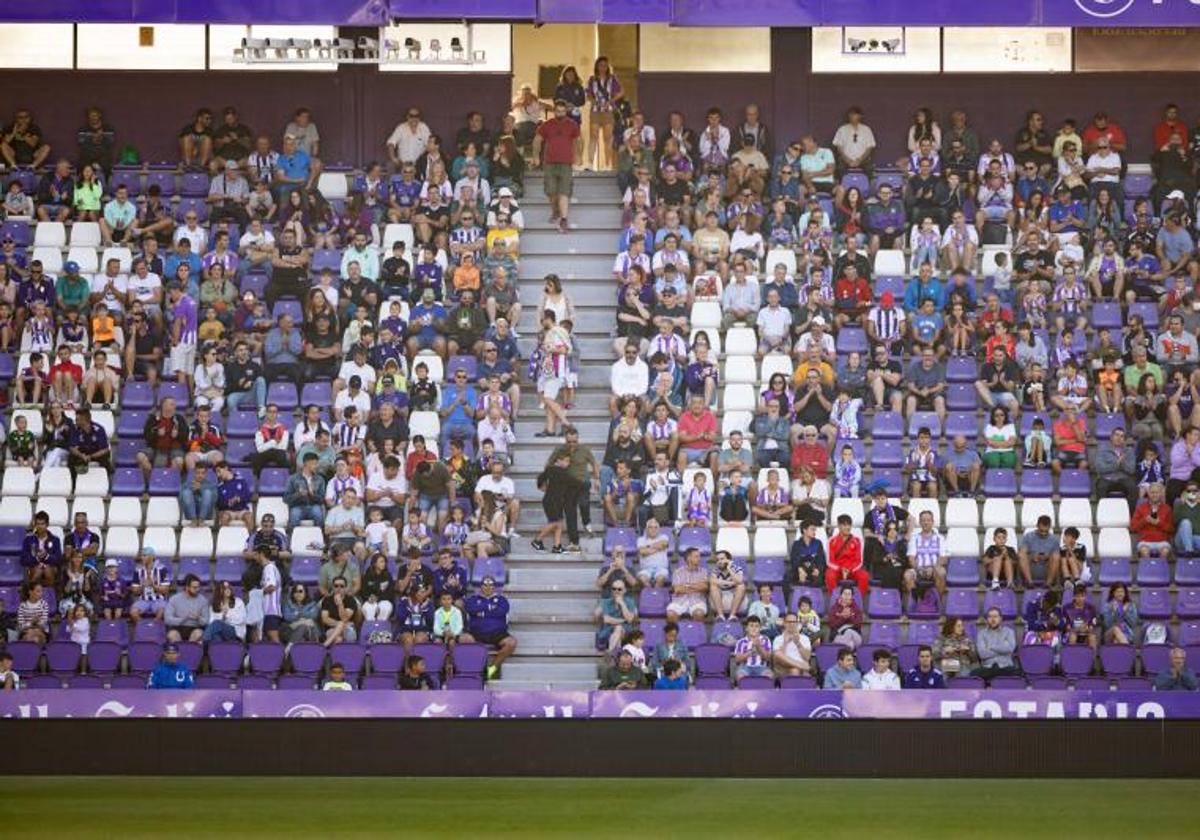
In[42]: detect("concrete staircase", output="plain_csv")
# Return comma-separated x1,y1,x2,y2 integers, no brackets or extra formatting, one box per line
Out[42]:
491,171,619,690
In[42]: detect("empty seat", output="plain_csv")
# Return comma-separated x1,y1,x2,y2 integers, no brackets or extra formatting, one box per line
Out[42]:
0,497,33,526
145,497,181,527
946,528,979,557
69,222,102,247
981,498,1016,528
106,497,143,527
33,221,66,248
944,498,979,528
2,466,36,497
1058,498,1094,529
829,498,863,527
1097,528,1132,559
874,249,905,276
724,356,757,385
1020,498,1055,529
1094,498,1129,529
724,327,756,355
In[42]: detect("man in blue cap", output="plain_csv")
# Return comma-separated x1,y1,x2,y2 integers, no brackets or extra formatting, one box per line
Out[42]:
54,260,90,311
147,643,195,689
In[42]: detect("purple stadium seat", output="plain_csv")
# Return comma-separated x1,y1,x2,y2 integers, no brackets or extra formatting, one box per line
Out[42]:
984,469,1018,497
0,220,30,245
1137,558,1171,587
1123,172,1152,198
789,586,825,614
1127,301,1158,330
0,527,23,555
178,641,203,672
214,556,245,583
1059,644,1095,677
236,674,272,690
276,674,314,689
192,674,231,689
0,556,21,585
360,674,395,690
693,675,730,689
1030,676,1066,690
952,675,986,688
472,556,507,584
944,589,978,619
117,409,149,437
946,384,977,411
290,556,321,585
145,171,176,196
0,587,16,615
288,642,327,676
1138,587,1172,619
271,302,304,325
367,643,404,674
988,675,1028,689
450,643,488,676
207,641,245,675
127,641,161,673
868,622,901,650
439,674,477,689
841,171,870,194
1098,559,1132,586
1074,676,1112,691
149,467,181,497
874,276,906,300
854,647,880,673
677,619,707,649
300,381,332,408
1019,412,1052,436
226,410,259,438
266,382,299,410
694,643,731,676
133,620,166,644
1099,645,1136,675
411,642,447,675
944,412,978,440
946,558,979,587
640,620,665,650
311,249,342,272
67,674,104,689
981,588,1018,620
108,170,141,196
737,675,775,689
871,439,903,467
638,587,668,618
1090,302,1122,330
248,642,286,674
156,380,190,408
94,620,128,645
872,468,904,497
257,467,290,496
6,641,42,672
1019,469,1053,498
867,588,902,619
779,674,817,689
1116,676,1152,690
710,619,742,645
836,327,867,354
1092,411,1125,441
1179,622,1200,646
112,468,146,496
447,355,478,380
175,197,208,222
907,411,941,438
116,442,142,470
813,645,842,673
945,356,977,383
1139,645,1171,675
45,641,82,675
1178,588,1200,618
871,411,904,439
752,556,784,585
603,527,638,557
27,674,62,688
329,642,367,675
1175,559,1200,583
121,381,155,409
86,641,122,675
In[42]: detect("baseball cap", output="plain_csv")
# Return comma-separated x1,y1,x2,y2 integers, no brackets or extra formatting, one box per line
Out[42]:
812,315,827,326
141,546,156,556
1167,190,1185,201
880,291,894,307
104,558,118,568
481,575,497,585
225,160,238,171
163,642,179,653
349,375,362,388
64,261,80,274
498,187,513,198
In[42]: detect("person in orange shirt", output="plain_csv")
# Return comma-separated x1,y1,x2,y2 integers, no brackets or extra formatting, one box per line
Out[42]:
451,251,481,296
1051,403,1089,476
90,302,117,349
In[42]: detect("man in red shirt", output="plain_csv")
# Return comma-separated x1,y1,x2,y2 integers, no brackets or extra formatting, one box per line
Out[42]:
534,100,581,234
790,425,830,480
676,394,718,473
1051,403,1088,476
1131,482,1175,560
1080,111,1128,157
826,514,868,596
832,263,871,329
1153,103,1189,153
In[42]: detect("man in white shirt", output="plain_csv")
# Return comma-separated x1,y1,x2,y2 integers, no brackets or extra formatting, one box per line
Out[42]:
238,218,276,274
334,344,377,409
365,455,406,526
127,257,163,326
610,345,649,414
1085,138,1123,205
90,258,129,318
772,613,813,677
476,406,516,462
635,517,671,587
173,215,208,255
831,106,877,176
861,648,902,690
333,375,373,420
755,288,792,356
795,316,836,363
387,108,431,169
474,459,519,535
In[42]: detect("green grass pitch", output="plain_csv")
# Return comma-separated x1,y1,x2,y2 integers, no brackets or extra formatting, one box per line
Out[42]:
2,777,1197,838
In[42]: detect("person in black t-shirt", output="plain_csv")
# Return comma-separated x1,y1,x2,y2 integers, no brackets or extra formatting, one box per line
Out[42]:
379,240,412,301
398,654,435,690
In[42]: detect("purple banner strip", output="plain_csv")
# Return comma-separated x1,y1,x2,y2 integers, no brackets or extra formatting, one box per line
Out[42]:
389,0,538,20
1,690,1197,719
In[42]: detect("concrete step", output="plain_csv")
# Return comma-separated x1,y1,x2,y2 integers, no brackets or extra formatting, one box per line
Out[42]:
524,205,624,230
489,678,600,691
498,661,600,682
520,193,621,207
508,596,597,621
514,420,610,445
517,307,613,336
521,230,619,254
520,254,615,280
508,566,598,590
504,630,598,657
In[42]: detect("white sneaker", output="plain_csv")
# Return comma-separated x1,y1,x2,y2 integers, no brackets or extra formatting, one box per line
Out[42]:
990,578,1000,591
584,524,596,536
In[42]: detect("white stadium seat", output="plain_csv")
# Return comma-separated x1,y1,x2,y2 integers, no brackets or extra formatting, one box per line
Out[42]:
944,498,979,528
0,497,32,526
724,327,756,356
106,498,143,527
317,172,349,200
216,525,250,556
100,247,133,273
256,497,289,525
691,301,721,331
66,246,99,273
764,249,796,275
715,526,750,558
1097,528,1132,559
74,469,110,498
145,498,182,527
32,246,62,274
1058,498,1094,529
408,411,440,441
414,353,444,383
35,496,69,526
905,498,940,528
1020,498,1055,529
104,526,142,557
690,329,722,356
36,467,73,497
71,497,107,527
69,221,102,247
179,527,215,559
1095,498,1130,530
11,409,43,437
382,223,415,252
759,354,793,385
981,498,1017,529
946,527,980,557
33,221,66,248
722,411,754,440
723,383,756,413
143,526,178,559
2,467,36,497
874,249,906,276
723,356,757,385
829,498,864,527
291,526,326,556
754,527,790,558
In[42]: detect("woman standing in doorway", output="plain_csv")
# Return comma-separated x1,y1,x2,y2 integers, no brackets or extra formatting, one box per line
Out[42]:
586,56,623,172
555,66,587,169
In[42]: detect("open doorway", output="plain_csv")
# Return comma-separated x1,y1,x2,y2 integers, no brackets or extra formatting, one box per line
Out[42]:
511,23,637,171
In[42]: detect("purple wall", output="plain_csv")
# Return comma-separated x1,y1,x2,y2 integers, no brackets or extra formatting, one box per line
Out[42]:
0,67,512,165
639,28,1200,163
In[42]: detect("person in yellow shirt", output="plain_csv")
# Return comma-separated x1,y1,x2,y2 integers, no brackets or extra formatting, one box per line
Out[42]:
793,345,834,388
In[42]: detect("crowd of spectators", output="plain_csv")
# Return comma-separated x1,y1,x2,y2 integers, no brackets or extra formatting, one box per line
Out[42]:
595,100,1200,691
0,100,535,687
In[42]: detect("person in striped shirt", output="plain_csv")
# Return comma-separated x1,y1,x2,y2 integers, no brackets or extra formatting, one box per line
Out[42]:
733,616,772,681
904,511,948,600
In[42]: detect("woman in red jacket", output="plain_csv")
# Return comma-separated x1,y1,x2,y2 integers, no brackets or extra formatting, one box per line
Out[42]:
826,514,869,596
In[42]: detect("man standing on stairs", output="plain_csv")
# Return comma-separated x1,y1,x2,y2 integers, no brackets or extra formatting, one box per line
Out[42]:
545,427,601,552
534,101,582,235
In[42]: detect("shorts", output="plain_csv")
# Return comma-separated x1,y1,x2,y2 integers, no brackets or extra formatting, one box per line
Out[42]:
539,376,566,400
681,445,714,465
543,163,573,198
472,630,511,647
1058,450,1085,467
667,598,707,617
131,598,164,615
262,615,282,634
715,588,738,613
418,495,451,516
990,391,1018,407
170,341,196,376
140,447,184,466
591,111,615,129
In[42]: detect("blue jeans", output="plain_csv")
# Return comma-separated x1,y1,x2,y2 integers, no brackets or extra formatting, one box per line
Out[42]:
226,377,267,413
1176,518,1200,554
203,620,240,642
180,485,217,521
289,504,325,527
